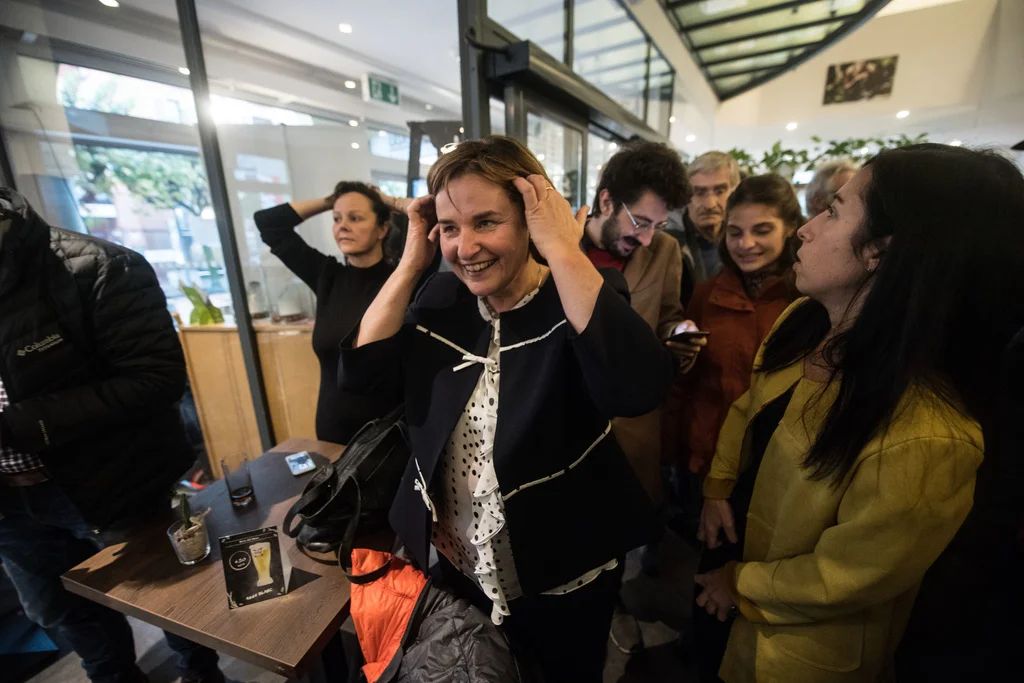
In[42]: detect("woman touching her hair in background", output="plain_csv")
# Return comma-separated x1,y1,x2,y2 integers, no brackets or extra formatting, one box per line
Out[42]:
254,182,431,445
693,145,1024,683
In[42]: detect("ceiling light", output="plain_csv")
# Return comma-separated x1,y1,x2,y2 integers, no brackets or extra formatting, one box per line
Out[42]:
609,142,618,150
425,104,433,111
949,139,963,147
344,80,357,89
378,130,388,137
896,110,910,119
348,119,359,127
537,153,546,161
338,23,353,34
178,67,190,76
669,116,676,123
98,0,120,7
685,134,697,142
351,142,360,150
786,122,798,131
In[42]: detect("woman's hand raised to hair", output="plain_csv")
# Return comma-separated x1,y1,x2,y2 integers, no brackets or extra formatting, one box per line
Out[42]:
398,195,440,277
512,175,588,262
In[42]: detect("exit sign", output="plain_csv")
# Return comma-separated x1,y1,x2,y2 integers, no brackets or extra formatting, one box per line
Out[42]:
363,75,400,106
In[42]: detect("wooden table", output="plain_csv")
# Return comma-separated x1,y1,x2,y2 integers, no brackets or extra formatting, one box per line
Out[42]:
61,438,353,680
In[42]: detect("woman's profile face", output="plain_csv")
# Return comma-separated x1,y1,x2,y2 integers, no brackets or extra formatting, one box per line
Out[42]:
794,169,874,304
434,174,531,300
724,203,793,274
332,192,386,257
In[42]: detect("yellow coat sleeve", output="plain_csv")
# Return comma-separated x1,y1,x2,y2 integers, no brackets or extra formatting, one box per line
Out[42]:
703,387,753,499
730,436,982,624
703,298,809,500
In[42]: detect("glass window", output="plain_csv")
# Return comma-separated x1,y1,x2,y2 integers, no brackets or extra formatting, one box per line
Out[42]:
369,128,412,160
687,1,863,48
585,134,621,209
371,171,408,199
489,0,566,62
490,98,506,136
3,56,226,319
705,49,804,77
57,63,198,125
572,0,649,119
646,50,674,136
697,22,840,63
526,112,583,209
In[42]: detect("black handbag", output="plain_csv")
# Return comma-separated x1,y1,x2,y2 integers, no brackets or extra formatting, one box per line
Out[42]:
283,405,409,575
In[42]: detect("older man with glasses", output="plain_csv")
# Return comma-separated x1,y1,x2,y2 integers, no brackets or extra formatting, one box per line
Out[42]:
581,140,702,655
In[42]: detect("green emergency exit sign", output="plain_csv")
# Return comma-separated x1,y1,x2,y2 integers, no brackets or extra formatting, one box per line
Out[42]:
365,75,400,106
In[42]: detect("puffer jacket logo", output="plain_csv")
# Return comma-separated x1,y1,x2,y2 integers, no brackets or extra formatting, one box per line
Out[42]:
17,333,64,356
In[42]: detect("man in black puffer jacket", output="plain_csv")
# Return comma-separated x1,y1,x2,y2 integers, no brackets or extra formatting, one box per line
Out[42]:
0,188,224,683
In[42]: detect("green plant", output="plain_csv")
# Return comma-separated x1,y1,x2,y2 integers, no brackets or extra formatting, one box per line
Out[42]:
727,147,758,176
760,142,809,176
806,133,929,169
726,133,931,180
73,145,211,217
178,492,192,529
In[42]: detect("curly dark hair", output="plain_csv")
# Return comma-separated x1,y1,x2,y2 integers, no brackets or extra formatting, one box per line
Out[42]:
330,181,391,227
591,140,690,213
329,181,405,265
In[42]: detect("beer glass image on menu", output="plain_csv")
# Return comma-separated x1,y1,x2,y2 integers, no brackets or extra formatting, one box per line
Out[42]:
250,542,273,586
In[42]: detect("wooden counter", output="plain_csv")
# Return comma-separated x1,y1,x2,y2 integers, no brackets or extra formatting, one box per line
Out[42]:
180,322,319,478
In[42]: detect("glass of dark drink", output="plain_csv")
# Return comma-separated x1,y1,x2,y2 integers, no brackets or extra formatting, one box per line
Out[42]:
221,455,255,508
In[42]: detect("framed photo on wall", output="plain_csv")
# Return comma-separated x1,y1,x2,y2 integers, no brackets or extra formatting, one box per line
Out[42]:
823,55,899,105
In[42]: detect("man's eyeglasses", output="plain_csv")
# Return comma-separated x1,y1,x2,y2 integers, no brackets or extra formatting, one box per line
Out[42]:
622,204,667,234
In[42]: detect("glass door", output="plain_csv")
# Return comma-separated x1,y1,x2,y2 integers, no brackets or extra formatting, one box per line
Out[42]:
524,108,585,210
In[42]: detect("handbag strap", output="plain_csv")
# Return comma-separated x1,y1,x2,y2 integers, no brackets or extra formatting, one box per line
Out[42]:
282,464,337,538
336,478,395,585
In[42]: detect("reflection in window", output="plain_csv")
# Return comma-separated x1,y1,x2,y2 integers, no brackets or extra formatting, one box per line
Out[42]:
527,112,582,209
572,0,649,119
369,128,411,160
56,64,315,127
57,64,198,124
371,171,408,199
489,0,565,61
233,154,291,184
69,144,226,314
586,135,620,208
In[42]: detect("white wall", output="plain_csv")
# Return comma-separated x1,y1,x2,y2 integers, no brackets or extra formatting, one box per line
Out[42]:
712,0,1024,154
713,0,1024,153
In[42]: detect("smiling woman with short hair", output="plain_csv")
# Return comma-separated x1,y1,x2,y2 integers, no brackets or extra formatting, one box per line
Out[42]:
338,135,676,682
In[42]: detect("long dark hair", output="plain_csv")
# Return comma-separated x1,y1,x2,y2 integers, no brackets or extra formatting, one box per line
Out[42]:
718,173,803,279
761,144,1024,485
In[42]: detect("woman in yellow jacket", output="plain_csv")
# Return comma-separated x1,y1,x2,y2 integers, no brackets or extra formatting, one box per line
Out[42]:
693,144,1024,683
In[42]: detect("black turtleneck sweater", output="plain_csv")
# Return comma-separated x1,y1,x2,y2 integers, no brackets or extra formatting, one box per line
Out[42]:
254,203,392,445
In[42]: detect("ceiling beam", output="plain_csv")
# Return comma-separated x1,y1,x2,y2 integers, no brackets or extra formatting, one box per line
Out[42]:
700,40,821,67
711,66,779,81
684,0,828,32
692,14,849,52
665,0,711,8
